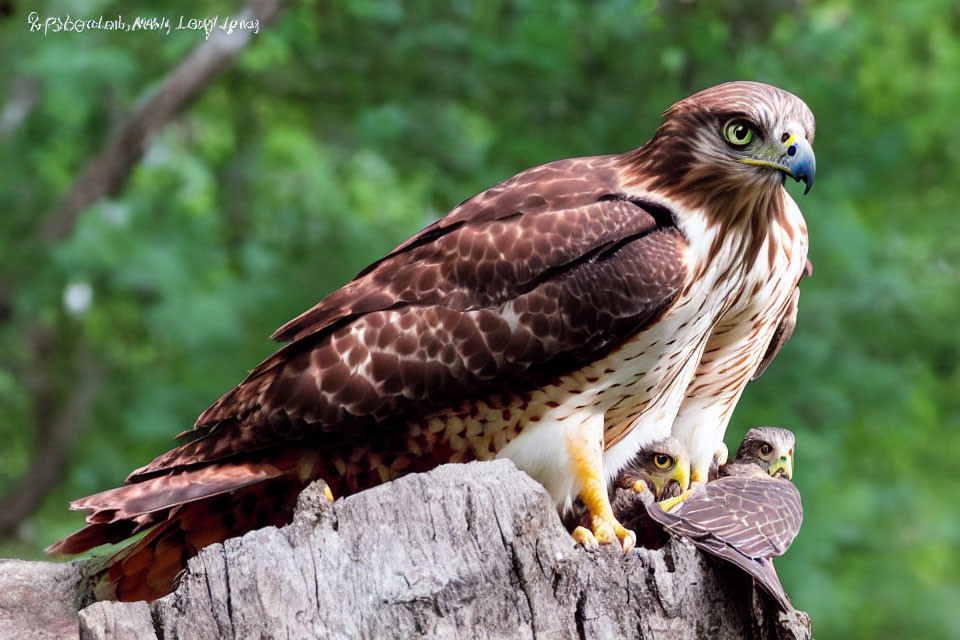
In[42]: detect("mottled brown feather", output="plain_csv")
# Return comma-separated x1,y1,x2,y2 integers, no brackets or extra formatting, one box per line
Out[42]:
131,158,686,480
671,475,802,558
85,472,311,602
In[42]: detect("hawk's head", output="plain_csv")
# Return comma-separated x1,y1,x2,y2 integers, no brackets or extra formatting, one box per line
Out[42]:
733,426,796,479
617,437,691,500
627,81,816,214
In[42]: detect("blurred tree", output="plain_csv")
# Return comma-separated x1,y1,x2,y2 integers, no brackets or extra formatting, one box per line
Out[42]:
0,0,291,539
1,0,957,637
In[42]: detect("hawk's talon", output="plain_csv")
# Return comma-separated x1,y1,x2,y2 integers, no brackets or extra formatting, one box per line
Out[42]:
573,519,636,553
616,524,637,553
715,442,729,467
591,520,617,546
631,479,649,494
566,414,635,554
590,514,635,553
572,526,599,550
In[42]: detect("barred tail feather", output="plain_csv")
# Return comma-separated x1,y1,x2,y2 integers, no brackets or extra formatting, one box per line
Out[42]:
86,475,308,601
47,448,326,602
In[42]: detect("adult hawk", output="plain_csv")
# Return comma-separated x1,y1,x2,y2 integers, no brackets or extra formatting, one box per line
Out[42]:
48,82,816,602
631,427,802,611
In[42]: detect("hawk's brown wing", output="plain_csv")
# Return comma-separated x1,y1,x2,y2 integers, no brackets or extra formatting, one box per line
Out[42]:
270,155,676,344
131,155,688,480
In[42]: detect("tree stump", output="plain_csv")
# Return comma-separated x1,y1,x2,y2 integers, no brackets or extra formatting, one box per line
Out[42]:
0,460,811,640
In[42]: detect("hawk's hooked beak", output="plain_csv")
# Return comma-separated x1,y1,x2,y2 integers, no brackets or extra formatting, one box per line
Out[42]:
779,135,816,195
743,134,816,195
770,454,793,480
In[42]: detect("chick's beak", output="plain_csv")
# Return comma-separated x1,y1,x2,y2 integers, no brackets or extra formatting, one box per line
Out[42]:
770,454,794,480
673,459,691,492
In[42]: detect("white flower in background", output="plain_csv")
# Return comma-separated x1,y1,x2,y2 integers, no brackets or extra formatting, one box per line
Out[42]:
99,201,129,227
63,281,93,316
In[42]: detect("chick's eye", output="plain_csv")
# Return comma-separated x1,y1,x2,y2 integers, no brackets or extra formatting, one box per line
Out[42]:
759,444,773,457
653,454,672,469
723,119,755,146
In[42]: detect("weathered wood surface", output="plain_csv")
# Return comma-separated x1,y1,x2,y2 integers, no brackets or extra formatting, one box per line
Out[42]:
1,460,811,639
0,557,82,640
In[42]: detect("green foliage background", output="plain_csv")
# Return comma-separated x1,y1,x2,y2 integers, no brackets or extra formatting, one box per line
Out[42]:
1,1,958,636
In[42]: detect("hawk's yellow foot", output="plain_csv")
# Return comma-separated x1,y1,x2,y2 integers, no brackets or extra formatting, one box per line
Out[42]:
588,512,636,552
571,518,636,552
658,488,694,513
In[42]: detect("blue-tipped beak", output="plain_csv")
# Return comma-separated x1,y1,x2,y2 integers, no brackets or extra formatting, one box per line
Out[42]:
781,137,816,195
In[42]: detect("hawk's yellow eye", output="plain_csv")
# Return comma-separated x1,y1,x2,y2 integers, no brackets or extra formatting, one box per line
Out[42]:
759,443,773,457
653,454,673,469
723,119,755,146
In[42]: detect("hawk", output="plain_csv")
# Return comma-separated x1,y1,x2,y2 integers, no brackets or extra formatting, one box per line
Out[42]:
614,436,690,502
595,436,691,550
630,427,802,611
723,425,796,480
48,82,816,602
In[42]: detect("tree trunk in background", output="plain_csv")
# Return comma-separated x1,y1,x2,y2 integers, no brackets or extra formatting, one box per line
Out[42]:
0,460,812,640
0,339,103,538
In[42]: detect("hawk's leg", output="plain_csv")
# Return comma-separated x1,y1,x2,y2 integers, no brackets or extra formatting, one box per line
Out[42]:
568,414,636,553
